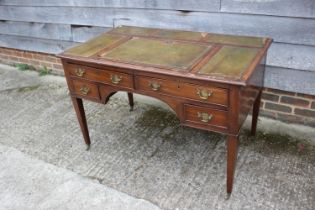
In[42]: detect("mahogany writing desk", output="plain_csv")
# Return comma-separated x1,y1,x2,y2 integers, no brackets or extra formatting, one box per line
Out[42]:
58,26,272,197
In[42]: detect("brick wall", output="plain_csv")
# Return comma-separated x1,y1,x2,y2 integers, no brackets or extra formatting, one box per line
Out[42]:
0,47,315,127
0,47,63,74
261,89,315,127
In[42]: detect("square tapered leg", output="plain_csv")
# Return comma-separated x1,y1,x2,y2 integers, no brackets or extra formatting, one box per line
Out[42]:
71,97,91,150
127,92,134,111
226,135,239,198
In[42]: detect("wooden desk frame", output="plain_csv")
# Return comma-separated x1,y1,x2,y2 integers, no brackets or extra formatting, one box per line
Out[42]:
58,26,272,198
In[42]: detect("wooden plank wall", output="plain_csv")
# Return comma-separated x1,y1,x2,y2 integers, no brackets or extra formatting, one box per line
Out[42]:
0,0,314,94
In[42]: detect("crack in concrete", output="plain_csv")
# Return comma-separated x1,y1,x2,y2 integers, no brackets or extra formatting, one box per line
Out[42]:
115,138,166,187
0,85,41,93
85,175,104,184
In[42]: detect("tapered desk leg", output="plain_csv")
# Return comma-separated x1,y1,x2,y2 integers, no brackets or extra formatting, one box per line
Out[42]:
226,135,239,199
71,97,91,150
251,90,262,136
127,92,134,111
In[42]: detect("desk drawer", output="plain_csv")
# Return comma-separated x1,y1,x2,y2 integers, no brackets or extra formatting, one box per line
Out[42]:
136,75,178,96
179,82,227,106
68,64,133,89
136,76,227,106
184,104,228,128
71,79,100,100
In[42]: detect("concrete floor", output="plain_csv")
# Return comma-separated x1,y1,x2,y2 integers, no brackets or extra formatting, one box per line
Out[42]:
0,64,314,210
0,144,161,210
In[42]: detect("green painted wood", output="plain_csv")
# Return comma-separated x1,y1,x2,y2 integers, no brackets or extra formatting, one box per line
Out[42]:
198,46,259,79
101,37,210,70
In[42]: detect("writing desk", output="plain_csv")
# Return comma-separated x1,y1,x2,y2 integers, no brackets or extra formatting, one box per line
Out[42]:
58,26,272,197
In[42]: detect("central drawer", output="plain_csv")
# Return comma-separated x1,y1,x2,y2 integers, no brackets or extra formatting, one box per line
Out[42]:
67,64,133,89
136,76,228,106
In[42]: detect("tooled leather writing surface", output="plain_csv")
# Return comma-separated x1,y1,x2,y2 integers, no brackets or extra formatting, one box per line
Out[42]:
61,25,271,84
101,37,211,71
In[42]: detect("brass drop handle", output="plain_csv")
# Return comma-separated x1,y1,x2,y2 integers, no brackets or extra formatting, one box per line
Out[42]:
197,89,213,100
110,74,122,84
197,112,213,123
75,68,85,77
80,86,90,95
149,82,161,91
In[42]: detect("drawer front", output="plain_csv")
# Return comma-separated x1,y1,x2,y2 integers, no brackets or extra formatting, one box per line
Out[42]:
179,83,227,106
136,76,227,106
72,79,100,100
136,76,179,95
68,64,133,89
184,104,228,128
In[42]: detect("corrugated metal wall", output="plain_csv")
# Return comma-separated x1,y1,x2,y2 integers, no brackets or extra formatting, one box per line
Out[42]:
0,0,314,94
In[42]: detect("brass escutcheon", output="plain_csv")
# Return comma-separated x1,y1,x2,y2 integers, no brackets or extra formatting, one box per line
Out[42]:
110,74,122,84
149,82,161,91
80,86,90,95
197,88,213,100
75,68,85,77
197,112,213,123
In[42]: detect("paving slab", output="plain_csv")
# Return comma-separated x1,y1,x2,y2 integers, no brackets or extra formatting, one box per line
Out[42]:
0,144,161,210
0,65,40,91
0,63,314,210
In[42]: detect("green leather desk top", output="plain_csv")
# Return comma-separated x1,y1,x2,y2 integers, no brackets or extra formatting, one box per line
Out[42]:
61,26,272,84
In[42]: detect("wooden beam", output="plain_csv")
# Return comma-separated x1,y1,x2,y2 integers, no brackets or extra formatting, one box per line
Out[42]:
0,20,72,41
71,25,110,42
0,34,75,54
221,0,315,19
267,43,315,72
0,6,314,46
264,66,315,95
0,0,220,12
